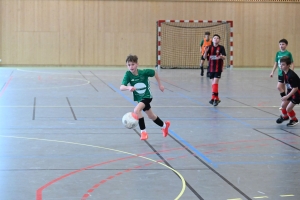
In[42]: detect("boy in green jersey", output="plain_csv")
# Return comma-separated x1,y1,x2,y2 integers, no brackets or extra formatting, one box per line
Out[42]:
120,55,170,140
270,39,294,100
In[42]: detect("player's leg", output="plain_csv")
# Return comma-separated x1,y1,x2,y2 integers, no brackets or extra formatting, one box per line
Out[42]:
134,101,148,140
145,108,170,137
276,100,290,124
277,76,286,96
200,56,205,76
209,72,221,106
286,98,299,126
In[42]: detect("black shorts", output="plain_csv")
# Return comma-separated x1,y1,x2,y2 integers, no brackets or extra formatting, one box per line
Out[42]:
209,72,222,79
200,55,210,61
278,75,284,83
287,89,300,104
140,98,152,111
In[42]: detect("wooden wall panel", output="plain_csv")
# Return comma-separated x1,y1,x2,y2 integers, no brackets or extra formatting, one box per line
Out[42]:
0,0,299,67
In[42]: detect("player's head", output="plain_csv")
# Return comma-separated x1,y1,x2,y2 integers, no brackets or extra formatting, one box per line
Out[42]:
279,56,291,71
204,31,210,39
279,39,288,51
212,34,221,45
126,54,138,74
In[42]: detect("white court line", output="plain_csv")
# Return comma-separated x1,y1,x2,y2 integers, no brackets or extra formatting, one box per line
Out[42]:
0,105,284,108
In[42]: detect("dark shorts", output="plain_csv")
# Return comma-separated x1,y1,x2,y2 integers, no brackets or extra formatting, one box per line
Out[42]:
140,98,152,111
287,89,300,104
201,55,206,61
278,75,284,83
209,72,222,79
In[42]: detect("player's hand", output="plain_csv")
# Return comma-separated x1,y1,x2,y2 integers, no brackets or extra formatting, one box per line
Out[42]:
128,86,136,92
281,96,288,101
159,85,165,92
270,72,273,78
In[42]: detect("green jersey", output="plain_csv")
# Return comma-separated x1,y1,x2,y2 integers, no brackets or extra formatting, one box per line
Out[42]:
121,69,155,102
275,50,294,76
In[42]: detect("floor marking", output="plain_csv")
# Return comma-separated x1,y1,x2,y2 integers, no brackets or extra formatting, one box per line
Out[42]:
227,198,243,200
0,76,13,98
280,194,294,197
0,135,186,200
253,196,269,199
9,78,90,90
0,105,288,108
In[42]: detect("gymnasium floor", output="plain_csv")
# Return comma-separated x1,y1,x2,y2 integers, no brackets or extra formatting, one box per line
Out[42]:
0,66,299,200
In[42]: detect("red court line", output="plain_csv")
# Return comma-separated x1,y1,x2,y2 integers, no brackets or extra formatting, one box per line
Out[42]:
81,155,188,200
36,156,135,200
0,76,13,98
36,136,298,199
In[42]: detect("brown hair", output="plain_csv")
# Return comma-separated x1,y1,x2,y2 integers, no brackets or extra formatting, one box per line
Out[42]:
126,55,138,63
280,56,291,66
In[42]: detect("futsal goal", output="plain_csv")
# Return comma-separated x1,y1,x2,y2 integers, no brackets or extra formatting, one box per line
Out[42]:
156,20,233,69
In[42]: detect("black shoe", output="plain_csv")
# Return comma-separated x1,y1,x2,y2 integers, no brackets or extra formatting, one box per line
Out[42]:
213,99,221,106
209,99,214,105
287,119,299,127
200,67,204,76
206,72,210,77
276,115,289,124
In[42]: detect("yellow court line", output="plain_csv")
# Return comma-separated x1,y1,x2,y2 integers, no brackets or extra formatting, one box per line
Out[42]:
253,196,269,199
280,194,295,197
0,135,186,200
227,198,243,200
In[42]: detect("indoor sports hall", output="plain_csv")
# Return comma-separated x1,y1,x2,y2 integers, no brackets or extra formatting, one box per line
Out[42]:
0,1,300,200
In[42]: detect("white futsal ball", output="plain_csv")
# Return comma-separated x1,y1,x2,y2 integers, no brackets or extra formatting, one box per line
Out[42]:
122,112,138,129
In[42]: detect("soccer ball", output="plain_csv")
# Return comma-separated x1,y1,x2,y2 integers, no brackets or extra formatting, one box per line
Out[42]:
122,112,139,129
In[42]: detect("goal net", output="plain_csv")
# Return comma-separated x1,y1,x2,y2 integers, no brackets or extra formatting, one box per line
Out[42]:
156,20,233,69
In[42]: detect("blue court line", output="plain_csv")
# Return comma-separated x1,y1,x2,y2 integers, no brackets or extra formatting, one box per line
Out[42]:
169,129,216,167
108,83,217,167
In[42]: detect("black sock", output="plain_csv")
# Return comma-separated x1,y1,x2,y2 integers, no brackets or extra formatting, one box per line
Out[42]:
280,92,286,97
153,116,164,127
139,117,146,130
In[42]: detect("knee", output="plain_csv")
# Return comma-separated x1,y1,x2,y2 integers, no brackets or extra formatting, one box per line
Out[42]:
133,108,142,116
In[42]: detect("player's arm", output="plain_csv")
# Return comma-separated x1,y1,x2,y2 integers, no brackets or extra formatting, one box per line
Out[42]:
219,46,226,60
282,87,298,101
154,71,164,92
203,46,209,59
270,62,277,77
120,85,135,92
200,40,204,54
120,75,135,91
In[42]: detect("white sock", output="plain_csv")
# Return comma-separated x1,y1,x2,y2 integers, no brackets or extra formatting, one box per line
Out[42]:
141,129,146,133
162,123,166,129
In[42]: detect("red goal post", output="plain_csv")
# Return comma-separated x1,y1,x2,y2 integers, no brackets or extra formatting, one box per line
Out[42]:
156,20,233,69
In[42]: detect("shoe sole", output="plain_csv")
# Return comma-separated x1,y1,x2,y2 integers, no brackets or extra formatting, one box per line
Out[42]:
287,122,299,127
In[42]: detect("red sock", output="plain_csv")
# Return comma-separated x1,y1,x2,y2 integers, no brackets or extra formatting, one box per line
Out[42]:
281,109,288,118
287,110,298,121
212,84,219,100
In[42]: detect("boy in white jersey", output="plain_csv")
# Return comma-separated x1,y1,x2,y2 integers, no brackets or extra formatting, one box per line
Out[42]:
120,55,170,140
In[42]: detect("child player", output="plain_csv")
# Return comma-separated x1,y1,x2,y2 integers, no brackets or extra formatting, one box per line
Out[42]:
270,39,294,103
120,55,171,140
276,56,299,127
200,31,212,77
203,34,226,106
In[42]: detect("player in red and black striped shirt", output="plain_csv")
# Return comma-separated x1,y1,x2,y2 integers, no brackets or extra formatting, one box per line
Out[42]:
276,56,300,127
203,34,226,106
